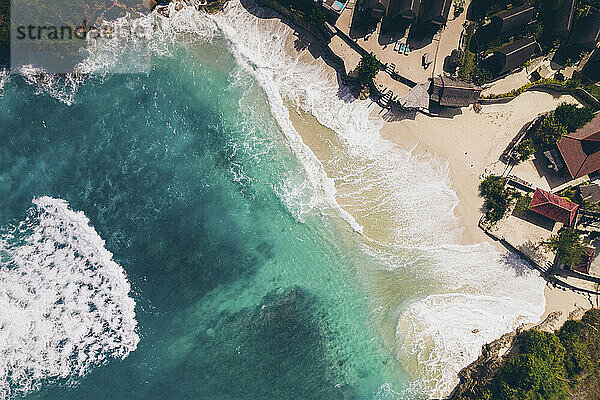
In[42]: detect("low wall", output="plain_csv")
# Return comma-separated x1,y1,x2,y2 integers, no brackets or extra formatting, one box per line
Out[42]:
481,83,600,110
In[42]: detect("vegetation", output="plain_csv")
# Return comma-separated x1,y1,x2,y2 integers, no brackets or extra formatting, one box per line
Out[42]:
513,194,532,215
481,79,566,99
479,175,514,223
455,309,600,400
356,53,381,86
531,115,567,148
458,23,477,81
558,185,582,204
553,103,595,133
306,6,326,28
514,139,534,162
542,227,585,269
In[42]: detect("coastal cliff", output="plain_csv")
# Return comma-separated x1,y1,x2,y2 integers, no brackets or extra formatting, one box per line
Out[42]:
447,308,600,400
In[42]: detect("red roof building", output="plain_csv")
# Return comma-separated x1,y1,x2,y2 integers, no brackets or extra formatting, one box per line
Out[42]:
557,114,600,179
528,188,579,226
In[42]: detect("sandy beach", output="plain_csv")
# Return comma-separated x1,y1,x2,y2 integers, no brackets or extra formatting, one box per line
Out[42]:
377,95,596,329
280,21,597,334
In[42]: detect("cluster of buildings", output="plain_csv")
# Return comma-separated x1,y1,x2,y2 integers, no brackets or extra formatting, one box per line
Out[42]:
494,114,600,280
357,0,451,34
472,2,600,79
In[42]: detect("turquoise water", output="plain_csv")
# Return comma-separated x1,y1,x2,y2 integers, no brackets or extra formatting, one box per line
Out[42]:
0,37,411,399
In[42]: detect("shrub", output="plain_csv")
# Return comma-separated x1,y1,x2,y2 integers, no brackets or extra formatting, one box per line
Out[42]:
356,53,381,85
514,194,532,215
542,228,585,269
514,139,534,162
479,175,512,223
553,102,594,133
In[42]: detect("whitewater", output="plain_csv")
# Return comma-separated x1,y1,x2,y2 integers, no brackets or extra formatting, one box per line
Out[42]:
0,197,139,399
4,0,548,398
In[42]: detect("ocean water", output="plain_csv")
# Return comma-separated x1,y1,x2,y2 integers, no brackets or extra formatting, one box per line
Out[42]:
0,2,547,399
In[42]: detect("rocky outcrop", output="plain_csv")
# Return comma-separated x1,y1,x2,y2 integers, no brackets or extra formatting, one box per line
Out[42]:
447,311,563,400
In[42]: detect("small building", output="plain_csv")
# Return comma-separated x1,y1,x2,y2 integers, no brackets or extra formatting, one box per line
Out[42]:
547,0,576,39
529,187,579,226
580,183,600,204
489,37,537,76
564,12,600,54
420,0,452,27
572,246,595,274
358,0,390,21
398,81,430,112
557,114,600,180
430,76,482,107
491,4,535,36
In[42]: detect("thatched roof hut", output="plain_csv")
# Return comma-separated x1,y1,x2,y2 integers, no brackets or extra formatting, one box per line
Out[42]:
387,0,420,22
491,4,535,36
430,76,481,107
546,0,576,39
420,0,452,26
565,12,600,53
359,0,391,20
489,37,537,75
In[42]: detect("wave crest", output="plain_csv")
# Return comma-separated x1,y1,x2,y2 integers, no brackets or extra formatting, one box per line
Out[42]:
0,197,139,399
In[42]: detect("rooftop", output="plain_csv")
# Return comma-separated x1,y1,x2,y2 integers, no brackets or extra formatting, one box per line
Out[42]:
491,37,538,75
491,4,535,35
529,187,579,226
430,75,482,107
557,114,600,180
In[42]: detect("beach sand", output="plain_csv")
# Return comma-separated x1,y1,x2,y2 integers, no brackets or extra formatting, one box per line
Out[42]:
280,25,597,330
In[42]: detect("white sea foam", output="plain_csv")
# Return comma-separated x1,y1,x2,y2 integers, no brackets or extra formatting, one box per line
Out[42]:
13,1,546,397
207,1,546,397
0,197,139,399
0,68,9,98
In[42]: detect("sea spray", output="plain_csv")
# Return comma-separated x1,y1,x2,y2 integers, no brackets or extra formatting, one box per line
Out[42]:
0,197,139,399
209,0,546,396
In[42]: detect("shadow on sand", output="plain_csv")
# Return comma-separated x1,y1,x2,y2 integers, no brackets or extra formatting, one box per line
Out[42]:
237,0,356,101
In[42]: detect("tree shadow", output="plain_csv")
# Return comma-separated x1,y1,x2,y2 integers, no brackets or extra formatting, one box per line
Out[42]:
380,106,418,121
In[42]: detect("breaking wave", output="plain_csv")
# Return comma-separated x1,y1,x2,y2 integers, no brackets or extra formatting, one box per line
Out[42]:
0,197,139,399
208,1,546,397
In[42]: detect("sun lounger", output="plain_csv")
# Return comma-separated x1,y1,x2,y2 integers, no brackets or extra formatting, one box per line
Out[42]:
404,44,410,55
394,40,401,52
398,43,405,54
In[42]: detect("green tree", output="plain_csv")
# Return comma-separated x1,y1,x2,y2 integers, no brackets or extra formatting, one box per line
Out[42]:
542,228,585,269
553,103,595,133
558,320,592,376
493,353,568,400
479,175,511,223
514,139,534,162
532,116,567,148
356,53,381,85
306,6,326,28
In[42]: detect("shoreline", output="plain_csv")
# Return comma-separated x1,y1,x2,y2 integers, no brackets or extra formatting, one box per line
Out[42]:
273,0,596,347
223,0,597,394
375,96,596,328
